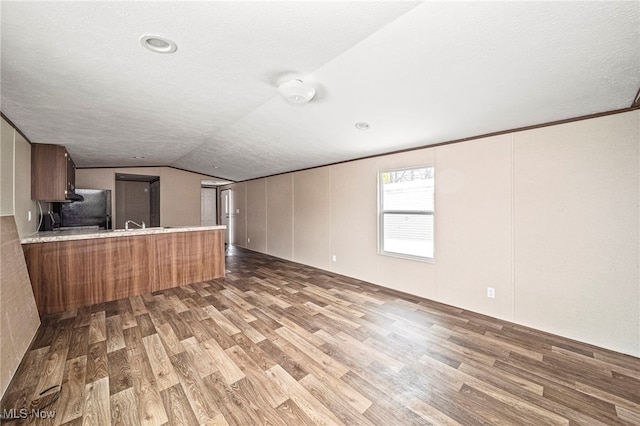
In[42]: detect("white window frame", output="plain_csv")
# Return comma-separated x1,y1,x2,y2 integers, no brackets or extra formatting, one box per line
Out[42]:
378,165,435,262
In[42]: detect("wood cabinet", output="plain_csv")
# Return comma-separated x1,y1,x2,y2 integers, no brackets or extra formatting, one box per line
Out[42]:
31,143,77,201
22,229,226,314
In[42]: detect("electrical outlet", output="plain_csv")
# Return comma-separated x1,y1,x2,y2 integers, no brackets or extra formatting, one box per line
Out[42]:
332,255,337,262
487,287,495,298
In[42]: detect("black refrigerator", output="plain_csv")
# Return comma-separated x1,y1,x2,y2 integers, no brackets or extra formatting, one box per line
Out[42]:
59,189,112,229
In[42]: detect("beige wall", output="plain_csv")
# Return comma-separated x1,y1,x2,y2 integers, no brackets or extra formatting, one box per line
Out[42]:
0,118,41,398
230,182,246,246
14,131,38,236
513,114,639,355
230,110,640,357
1,118,38,236
329,158,378,284
76,167,116,192
266,174,293,260
435,135,513,320
1,119,14,216
76,166,213,228
160,167,202,227
246,179,267,252
294,168,332,271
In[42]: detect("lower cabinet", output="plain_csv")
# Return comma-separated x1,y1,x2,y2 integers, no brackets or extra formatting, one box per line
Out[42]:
22,230,225,314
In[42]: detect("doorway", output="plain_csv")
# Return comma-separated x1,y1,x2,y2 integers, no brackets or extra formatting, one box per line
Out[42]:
221,189,233,245
115,173,160,229
201,186,217,226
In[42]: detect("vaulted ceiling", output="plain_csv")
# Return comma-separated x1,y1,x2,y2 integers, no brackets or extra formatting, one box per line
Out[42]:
2,1,639,182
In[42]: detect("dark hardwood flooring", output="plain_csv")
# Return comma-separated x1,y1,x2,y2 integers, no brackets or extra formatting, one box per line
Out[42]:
2,245,639,425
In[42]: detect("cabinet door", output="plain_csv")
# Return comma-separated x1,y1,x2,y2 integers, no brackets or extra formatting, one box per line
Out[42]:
66,151,75,194
32,143,66,201
31,143,77,201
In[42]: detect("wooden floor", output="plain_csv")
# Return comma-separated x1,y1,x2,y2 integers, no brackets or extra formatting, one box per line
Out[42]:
2,246,640,425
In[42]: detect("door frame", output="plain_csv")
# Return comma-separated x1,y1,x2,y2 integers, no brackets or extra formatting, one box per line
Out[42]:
221,189,233,245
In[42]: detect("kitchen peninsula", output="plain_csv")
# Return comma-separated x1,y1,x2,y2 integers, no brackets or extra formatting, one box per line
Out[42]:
21,226,226,314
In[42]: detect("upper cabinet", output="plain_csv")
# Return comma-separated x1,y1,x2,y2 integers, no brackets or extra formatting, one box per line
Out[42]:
31,143,77,201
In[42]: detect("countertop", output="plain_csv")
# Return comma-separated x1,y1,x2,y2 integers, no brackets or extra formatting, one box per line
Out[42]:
21,225,226,244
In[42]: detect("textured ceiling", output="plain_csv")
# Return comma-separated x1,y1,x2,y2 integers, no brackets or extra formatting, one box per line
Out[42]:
1,1,639,182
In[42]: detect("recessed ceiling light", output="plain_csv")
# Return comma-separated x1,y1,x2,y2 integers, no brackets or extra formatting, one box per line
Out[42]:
355,122,371,130
140,35,177,54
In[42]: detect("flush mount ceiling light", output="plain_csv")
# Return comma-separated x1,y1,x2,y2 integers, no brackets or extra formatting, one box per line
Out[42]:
139,35,177,54
355,122,371,130
278,79,316,103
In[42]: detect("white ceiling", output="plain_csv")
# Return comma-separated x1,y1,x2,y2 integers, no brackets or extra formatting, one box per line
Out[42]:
2,1,639,182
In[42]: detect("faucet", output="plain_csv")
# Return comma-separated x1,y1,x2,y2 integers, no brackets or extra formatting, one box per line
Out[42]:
125,220,146,230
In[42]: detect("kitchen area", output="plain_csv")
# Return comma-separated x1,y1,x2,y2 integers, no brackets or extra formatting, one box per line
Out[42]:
20,142,227,315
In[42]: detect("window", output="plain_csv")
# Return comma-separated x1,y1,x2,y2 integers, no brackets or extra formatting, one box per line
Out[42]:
379,166,434,260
